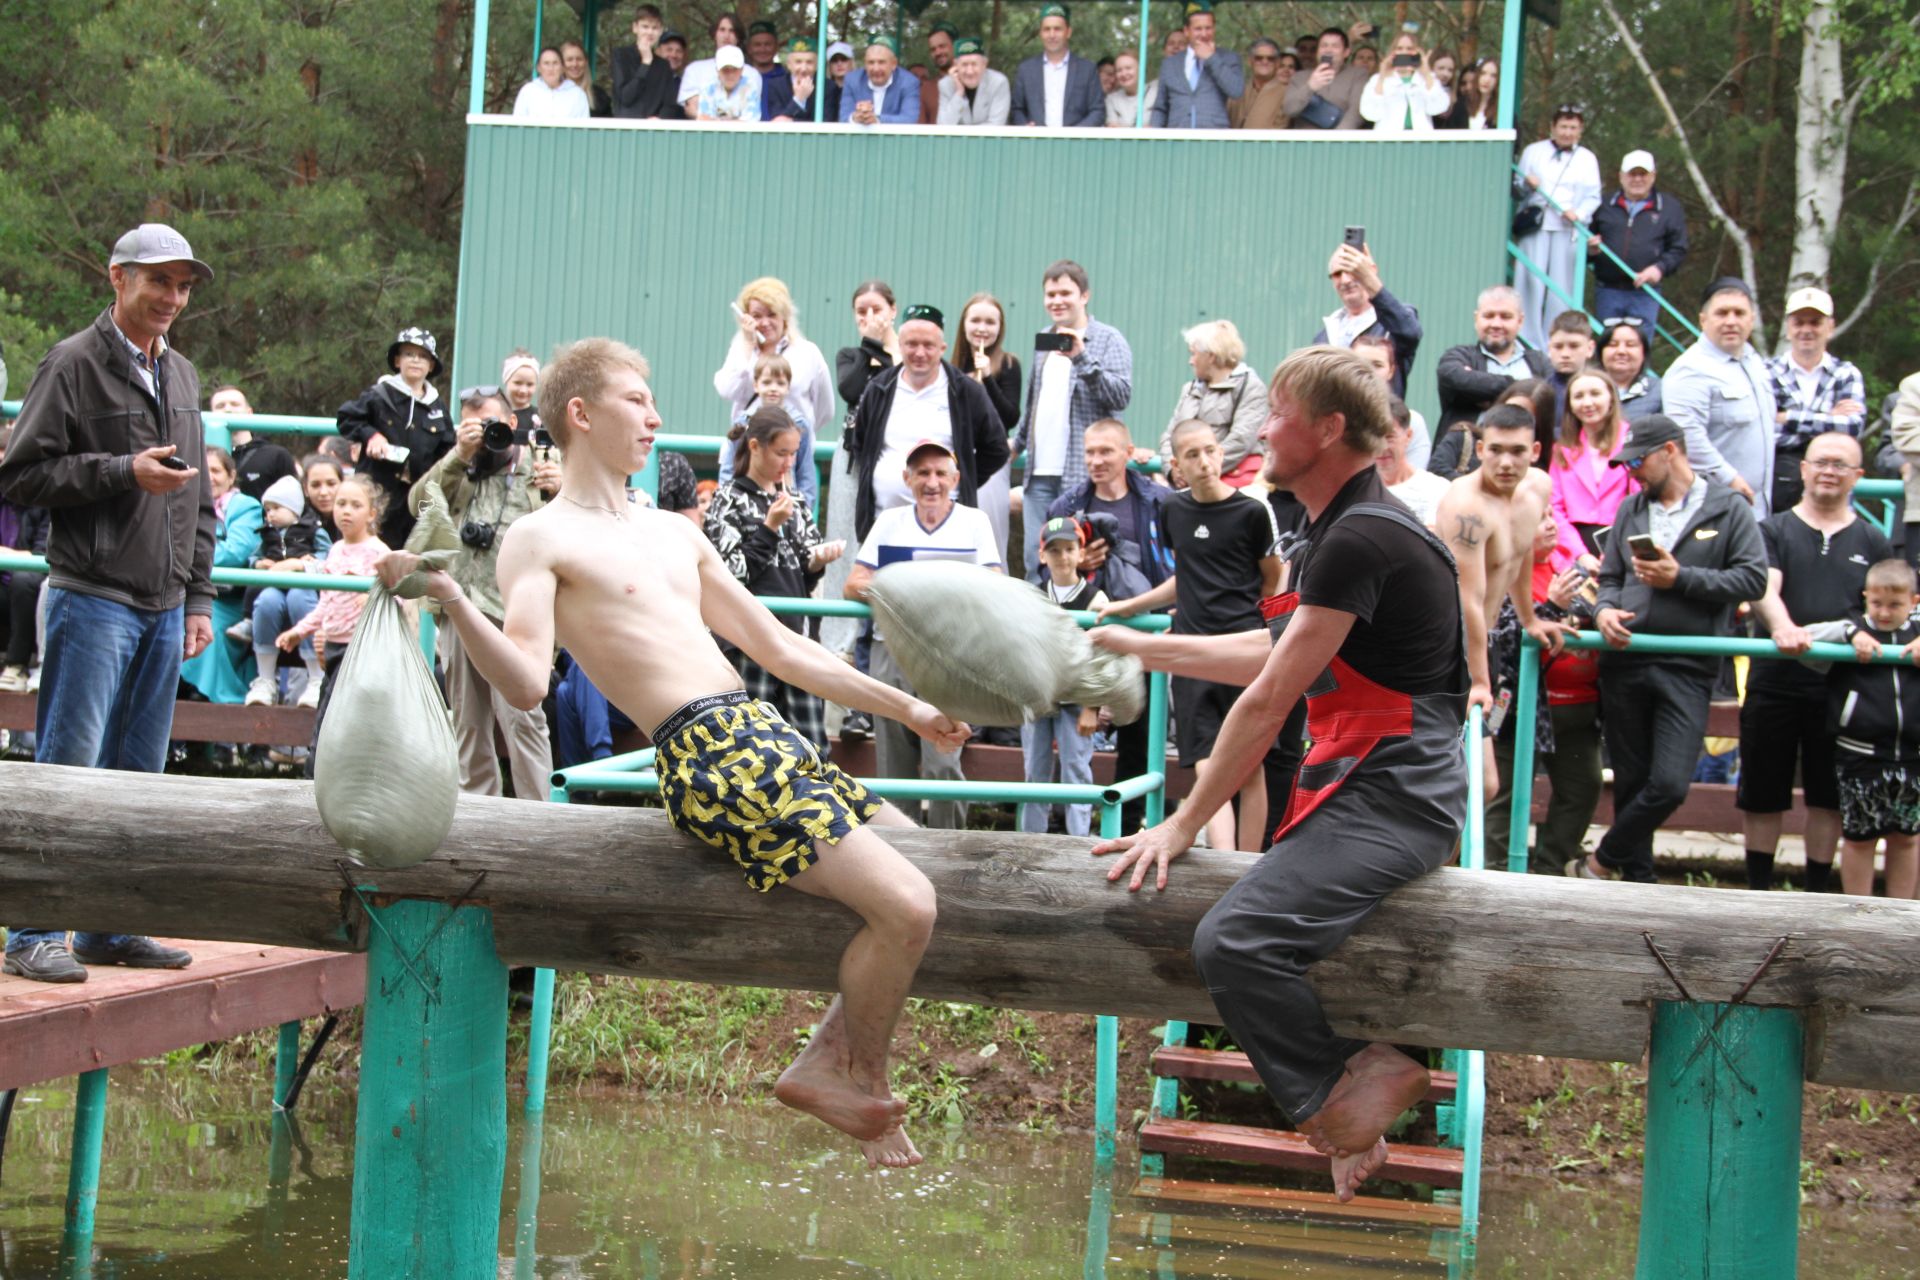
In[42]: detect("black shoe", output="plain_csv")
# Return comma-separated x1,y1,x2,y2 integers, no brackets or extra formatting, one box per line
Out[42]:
840,711,872,742
72,936,193,970
3,939,88,983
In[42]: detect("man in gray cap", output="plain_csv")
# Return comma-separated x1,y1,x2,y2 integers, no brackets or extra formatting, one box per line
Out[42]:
0,223,216,982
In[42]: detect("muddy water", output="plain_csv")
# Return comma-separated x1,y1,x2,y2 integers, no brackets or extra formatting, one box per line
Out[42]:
0,1077,1914,1277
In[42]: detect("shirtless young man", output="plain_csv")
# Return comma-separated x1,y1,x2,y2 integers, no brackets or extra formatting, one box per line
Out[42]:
375,339,969,1170
1433,403,1564,796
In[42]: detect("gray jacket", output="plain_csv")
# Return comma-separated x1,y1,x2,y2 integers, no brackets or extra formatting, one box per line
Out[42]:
0,308,214,616
1594,479,1766,674
1158,364,1269,470
937,71,1011,126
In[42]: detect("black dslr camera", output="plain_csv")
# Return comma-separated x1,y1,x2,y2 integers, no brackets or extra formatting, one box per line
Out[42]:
460,518,496,551
480,417,515,452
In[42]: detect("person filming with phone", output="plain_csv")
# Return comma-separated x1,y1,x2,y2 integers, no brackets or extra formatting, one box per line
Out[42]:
1577,414,1766,882
407,386,561,802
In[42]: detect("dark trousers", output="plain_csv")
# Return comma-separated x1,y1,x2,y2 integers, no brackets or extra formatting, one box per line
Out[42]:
1485,701,1604,872
2,570,44,667
1594,660,1714,882
1113,709,1148,833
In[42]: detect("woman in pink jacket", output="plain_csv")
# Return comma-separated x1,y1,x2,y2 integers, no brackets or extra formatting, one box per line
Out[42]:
1549,368,1637,568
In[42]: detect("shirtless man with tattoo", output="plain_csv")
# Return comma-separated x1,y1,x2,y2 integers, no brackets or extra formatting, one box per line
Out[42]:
377,338,969,1170
1433,403,1565,796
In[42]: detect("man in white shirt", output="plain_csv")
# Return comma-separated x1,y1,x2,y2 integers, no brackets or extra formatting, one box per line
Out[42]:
845,441,1003,828
1011,3,1105,127
1514,105,1603,349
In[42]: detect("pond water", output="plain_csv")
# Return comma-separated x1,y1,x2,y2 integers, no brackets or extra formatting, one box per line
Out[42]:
0,1076,1914,1277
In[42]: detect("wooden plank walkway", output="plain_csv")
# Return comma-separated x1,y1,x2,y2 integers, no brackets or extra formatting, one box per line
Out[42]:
0,939,364,1090
1139,1118,1465,1189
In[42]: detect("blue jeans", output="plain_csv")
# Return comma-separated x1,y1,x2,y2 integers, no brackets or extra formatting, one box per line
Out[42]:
1020,707,1095,835
8,588,183,955
1022,475,1063,578
252,587,317,659
1593,285,1661,332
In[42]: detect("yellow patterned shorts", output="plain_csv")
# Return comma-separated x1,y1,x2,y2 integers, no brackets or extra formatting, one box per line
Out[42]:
655,691,883,891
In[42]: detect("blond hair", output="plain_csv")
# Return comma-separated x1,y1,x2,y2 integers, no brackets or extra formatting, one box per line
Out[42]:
537,338,652,449
1270,345,1392,457
1181,318,1246,369
735,277,803,340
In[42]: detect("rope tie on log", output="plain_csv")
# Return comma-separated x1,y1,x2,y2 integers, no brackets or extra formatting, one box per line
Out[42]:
1641,931,1793,1092
336,862,490,1003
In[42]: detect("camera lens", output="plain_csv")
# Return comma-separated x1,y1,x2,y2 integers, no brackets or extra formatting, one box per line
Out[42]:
481,418,514,452
531,427,555,450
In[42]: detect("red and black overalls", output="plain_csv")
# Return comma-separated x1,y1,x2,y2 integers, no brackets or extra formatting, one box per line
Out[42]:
1190,502,1470,1123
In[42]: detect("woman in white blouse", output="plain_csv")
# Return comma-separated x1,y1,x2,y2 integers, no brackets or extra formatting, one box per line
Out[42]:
711,276,834,501
1358,32,1449,134
513,47,592,120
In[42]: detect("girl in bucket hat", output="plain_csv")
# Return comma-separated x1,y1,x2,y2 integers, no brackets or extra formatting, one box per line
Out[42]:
334,326,453,546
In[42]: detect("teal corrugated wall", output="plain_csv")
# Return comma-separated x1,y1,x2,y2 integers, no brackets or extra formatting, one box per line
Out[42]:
453,120,1514,443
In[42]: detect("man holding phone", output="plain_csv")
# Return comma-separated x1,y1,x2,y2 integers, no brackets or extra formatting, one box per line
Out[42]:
1283,26,1366,129
1580,415,1766,882
0,223,217,982
1013,260,1133,526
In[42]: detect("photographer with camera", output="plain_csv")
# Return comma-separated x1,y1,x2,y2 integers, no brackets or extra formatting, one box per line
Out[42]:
408,386,561,800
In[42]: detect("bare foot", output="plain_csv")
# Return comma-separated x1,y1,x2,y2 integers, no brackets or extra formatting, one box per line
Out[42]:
1330,1138,1389,1202
1298,1045,1429,1154
860,1124,923,1170
775,1060,906,1142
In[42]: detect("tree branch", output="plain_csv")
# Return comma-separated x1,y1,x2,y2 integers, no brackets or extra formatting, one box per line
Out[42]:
1594,0,1760,300
1833,174,1920,340
1841,12,1920,128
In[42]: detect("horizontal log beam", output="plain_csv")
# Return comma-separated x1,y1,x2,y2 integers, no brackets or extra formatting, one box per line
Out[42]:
3,762,1918,1092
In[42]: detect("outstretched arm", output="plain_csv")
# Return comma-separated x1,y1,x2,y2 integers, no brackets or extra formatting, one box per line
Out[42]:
375,529,557,711
1090,625,1269,685
696,535,968,750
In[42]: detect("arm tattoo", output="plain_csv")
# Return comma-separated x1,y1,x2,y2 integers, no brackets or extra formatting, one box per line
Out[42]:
1450,512,1487,550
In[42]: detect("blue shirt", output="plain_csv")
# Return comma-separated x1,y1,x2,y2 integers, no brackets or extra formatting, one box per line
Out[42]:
837,67,922,124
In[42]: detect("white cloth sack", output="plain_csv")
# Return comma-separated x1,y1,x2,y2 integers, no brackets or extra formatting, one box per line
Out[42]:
864,560,1146,728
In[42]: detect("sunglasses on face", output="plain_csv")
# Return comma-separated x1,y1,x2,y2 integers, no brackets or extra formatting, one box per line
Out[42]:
458,384,504,400
1600,316,1644,329
1623,454,1651,471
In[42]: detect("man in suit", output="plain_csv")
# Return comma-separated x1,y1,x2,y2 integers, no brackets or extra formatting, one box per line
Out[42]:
1011,3,1105,127
1429,285,1550,475
1150,2,1243,128
839,35,921,124
937,38,1012,126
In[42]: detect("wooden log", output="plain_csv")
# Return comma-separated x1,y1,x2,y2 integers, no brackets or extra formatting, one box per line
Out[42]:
3,762,1919,1091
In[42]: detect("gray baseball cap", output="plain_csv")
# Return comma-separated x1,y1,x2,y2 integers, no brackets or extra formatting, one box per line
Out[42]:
109,223,214,282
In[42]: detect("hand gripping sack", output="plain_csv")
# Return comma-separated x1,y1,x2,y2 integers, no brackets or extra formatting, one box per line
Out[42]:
313,490,462,868
864,560,1146,728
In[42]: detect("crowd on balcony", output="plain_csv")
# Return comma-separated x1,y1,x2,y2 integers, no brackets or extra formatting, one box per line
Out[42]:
509,2,1504,133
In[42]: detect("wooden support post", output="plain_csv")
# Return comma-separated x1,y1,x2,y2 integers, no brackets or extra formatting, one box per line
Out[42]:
348,899,508,1280
61,1067,108,1268
1637,1002,1803,1279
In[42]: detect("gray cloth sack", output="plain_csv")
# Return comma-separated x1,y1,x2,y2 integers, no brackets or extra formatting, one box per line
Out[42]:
864,560,1146,728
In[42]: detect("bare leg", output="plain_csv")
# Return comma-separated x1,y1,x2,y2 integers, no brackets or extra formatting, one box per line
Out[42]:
776,804,935,1168
1234,769,1267,854
1191,756,1237,851
1296,1042,1431,1156
1839,838,1880,896
1883,835,1918,899
1484,739,1501,806
1743,811,1783,856
1803,808,1842,869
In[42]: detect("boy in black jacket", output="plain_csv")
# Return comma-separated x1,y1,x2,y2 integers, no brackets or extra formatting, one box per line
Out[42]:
335,326,453,546
1805,558,1920,897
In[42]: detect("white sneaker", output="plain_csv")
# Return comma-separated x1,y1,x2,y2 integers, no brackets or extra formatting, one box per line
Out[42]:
244,675,276,707
25,665,40,693
296,678,323,709
0,667,28,693
225,618,253,644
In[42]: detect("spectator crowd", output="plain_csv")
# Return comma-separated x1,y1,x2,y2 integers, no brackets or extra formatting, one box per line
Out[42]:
3,105,1918,989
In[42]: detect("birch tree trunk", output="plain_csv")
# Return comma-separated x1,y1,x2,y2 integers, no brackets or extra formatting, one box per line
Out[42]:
1788,0,1848,291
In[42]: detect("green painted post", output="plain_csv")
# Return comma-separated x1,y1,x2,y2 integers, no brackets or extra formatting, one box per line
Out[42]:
1497,0,1524,131
1133,0,1150,126
469,0,492,114
1144,671,1169,826
525,968,557,1115
1637,1002,1803,1279
1083,1149,1115,1280
62,1068,109,1245
531,0,545,78
511,1111,548,1280
1093,800,1121,1165
1506,642,1539,874
348,898,509,1280
273,1020,301,1109
814,0,830,122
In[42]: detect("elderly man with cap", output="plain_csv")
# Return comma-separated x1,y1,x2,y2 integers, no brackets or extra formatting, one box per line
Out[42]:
1664,276,1780,516
0,224,217,983
839,36,921,124
919,22,960,122
844,437,1003,829
764,37,820,121
1513,104,1603,349
1579,414,1766,882
937,37,1012,126
1766,286,1868,513
1150,2,1243,129
1012,4,1106,126
846,305,1010,540
1586,149,1690,332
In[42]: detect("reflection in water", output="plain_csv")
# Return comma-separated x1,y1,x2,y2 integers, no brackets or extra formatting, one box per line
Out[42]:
0,1078,1916,1277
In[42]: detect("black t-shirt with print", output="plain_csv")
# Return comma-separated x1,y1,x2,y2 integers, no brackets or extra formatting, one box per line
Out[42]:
1158,488,1279,636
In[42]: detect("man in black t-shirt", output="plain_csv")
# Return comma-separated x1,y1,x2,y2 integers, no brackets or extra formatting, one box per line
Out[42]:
1743,433,1889,891
1095,348,1467,1206
1103,420,1281,851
